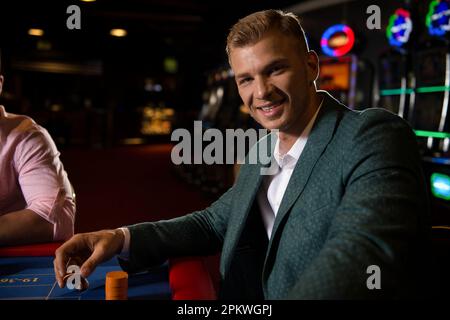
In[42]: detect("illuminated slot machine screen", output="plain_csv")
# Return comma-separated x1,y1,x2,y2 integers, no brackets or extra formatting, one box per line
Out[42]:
318,57,350,91
317,56,352,106
411,48,448,131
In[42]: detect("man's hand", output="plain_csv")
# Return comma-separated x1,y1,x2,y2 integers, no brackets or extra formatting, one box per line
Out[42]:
53,229,125,288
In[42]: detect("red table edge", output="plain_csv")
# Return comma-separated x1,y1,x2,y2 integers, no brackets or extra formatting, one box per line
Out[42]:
0,242,63,257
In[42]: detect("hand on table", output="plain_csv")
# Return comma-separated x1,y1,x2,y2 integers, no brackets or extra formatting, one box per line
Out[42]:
53,229,125,288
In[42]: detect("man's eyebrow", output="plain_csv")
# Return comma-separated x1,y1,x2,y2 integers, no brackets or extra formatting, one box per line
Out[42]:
235,58,289,79
262,59,289,72
235,72,251,80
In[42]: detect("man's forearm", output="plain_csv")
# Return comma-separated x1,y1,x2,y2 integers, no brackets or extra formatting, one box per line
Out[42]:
0,209,53,246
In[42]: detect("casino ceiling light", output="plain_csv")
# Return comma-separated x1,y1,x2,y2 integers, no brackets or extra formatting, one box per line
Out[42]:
28,28,44,37
110,29,127,37
80,0,96,2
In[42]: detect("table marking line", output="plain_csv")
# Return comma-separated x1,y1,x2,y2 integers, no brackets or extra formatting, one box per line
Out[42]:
45,280,58,300
0,284,53,288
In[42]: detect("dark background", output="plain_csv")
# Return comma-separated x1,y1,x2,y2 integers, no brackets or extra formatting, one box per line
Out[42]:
0,0,303,145
0,0,401,146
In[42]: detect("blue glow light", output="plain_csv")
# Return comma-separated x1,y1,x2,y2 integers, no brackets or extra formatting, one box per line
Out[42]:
386,9,413,48
431,173,450,200
427,0,450,37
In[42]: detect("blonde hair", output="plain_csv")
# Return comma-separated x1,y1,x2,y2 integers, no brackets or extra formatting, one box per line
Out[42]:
226,9,309,57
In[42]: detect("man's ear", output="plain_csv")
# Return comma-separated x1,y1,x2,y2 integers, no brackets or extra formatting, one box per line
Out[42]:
0,75,3,95
306,50,319,83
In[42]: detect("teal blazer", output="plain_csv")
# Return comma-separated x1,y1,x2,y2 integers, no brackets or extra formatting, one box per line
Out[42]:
122,91,429,299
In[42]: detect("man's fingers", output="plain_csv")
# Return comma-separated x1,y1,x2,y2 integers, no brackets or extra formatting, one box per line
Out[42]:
54,248,69,288
53,234,86,287
53,230,119,284
80,246,105,278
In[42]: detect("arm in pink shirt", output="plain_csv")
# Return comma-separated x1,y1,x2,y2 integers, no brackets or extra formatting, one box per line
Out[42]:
11,126,75,241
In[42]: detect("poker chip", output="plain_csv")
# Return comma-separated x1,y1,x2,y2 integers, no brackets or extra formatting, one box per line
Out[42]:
105,271,128,300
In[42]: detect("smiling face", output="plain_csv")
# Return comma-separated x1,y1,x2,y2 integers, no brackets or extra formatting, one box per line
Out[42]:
229,30,319,136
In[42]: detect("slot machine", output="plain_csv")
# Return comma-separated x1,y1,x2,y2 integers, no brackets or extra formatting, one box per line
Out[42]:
183,67,242,196
410,0,450,224
378,8,414,119
318,24,374,110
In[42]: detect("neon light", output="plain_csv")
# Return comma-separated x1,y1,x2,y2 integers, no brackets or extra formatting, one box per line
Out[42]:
321,24,355,57
431,157,450,165
382,86,450,96
426,0,450,37
431,173,450,200
380,86,450,95
415,130,450,139
416,86,450,93
380,88,414,95
386,8,413,48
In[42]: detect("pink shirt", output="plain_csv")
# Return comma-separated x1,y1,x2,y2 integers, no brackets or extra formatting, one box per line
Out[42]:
0,106,75,241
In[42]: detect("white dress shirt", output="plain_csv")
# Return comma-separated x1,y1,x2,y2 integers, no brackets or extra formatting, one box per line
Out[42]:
256,101,323,239
118,227,131,258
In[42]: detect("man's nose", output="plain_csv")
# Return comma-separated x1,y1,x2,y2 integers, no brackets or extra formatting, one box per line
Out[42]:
254,77,272,100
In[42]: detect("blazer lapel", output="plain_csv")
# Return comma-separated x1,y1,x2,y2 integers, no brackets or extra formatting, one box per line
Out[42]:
220,134,275,276
265,92,341,260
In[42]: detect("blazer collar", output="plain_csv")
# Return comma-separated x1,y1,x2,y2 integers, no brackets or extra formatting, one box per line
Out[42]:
266,91,342,253
220,130,273,275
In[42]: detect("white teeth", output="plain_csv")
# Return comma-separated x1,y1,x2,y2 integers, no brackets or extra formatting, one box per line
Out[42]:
258,100,283,111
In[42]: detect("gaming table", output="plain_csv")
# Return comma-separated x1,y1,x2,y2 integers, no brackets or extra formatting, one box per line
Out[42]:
0,242,217,300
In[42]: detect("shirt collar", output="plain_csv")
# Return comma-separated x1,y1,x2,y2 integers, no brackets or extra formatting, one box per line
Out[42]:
273,98,324,169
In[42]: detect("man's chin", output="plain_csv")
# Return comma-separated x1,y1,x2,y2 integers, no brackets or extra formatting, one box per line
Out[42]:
260,123,282,132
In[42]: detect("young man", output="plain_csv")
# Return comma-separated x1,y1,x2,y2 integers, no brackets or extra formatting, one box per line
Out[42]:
0,54,76,246
54,10,429,299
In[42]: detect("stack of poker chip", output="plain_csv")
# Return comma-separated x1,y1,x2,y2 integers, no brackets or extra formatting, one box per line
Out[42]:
105,271,128,300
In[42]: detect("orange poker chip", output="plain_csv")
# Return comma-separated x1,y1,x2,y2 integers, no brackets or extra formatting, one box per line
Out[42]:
105,271,128,300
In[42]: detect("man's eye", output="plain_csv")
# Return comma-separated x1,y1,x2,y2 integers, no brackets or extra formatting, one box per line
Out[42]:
270,66,285,74
239,78,252,85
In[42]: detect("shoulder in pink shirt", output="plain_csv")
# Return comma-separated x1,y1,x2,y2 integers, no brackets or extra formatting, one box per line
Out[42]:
0,106,75,240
